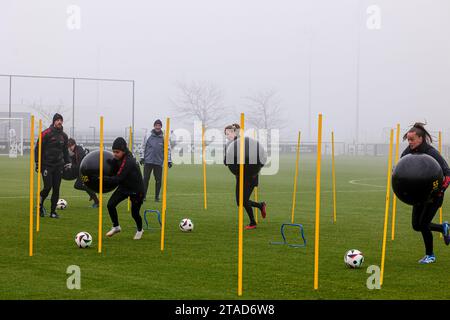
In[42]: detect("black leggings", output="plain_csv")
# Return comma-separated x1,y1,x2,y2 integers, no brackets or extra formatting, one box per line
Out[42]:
143,164,162,199
412,196,444,255
74,177,99,204
40,166,63,213
235,179,262,225
107,189,144,231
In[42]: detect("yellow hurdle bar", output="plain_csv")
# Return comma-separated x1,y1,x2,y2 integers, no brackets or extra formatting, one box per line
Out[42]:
238,113,245,296
98,116,104,253
381,128,394,286
160,118,170,251
29,115,35,257
439,131,443,237
314,114,323,290
331,131,337,223
391,124,400,240
36,119,42,232
291,131,301,224
202,124,207,210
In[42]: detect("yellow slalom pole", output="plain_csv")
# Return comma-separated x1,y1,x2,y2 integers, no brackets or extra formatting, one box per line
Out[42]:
238,113,245,296
314,114,323,290
439,131,443,237
291,131,301,224
98,116,104,253
202,124,207,210
128,127,132,212
391,124,400,240
381,128,394,286
36,119,42,232
29,115,35,257
331,131,337,223
253,130,258,223
160,118,170,251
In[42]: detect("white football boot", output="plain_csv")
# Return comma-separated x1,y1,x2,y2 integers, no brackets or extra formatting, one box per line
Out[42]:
106,226,121,237
133,229,144,240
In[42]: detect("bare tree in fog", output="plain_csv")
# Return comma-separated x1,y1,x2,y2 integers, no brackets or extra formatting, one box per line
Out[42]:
29,99,71,126
171,81,226,127
244,89,283,130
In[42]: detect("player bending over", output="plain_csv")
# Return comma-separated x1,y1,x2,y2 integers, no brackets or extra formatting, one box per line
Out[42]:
68,138,99,208
402,123,450,264
104,137,145,240
224,124,267,230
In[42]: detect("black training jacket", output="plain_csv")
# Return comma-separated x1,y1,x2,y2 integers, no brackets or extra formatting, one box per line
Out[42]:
35,125,70,168
401,142,450,176
106,151,145,195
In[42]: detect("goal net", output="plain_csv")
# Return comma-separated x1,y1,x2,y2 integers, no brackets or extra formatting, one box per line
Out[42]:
0,118,24,157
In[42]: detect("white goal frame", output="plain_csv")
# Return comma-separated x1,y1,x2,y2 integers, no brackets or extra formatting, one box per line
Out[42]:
0,117,24,157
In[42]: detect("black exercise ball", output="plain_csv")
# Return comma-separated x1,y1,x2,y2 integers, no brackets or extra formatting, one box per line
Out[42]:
62,167,78,181
79,150,118,193
392,153,443,205
225,137,267,177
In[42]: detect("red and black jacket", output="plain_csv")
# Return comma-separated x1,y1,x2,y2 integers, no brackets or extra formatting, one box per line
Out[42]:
35,125,70,168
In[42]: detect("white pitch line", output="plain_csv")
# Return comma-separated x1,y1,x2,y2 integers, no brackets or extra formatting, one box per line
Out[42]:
348,178,385,188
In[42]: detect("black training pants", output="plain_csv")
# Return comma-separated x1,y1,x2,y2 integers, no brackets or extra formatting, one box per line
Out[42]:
235,178,262,226
74,177,99,204
107,189,144,231
412,196,444,255
40,166,63,214
143,163,162,199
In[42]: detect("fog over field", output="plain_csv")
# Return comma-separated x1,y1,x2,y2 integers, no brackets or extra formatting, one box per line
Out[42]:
1,0,449,143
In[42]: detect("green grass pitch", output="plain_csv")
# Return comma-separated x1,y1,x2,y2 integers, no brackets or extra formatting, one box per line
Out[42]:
1,154,450,299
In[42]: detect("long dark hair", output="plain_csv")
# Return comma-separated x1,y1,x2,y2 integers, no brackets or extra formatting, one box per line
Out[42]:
224,123,240,136
403,122,433,144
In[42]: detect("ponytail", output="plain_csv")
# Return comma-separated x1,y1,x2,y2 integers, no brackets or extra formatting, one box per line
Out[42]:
403,122,433,144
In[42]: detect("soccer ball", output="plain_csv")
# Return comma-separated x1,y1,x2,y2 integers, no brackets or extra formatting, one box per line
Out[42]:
179,218,194,232
56,199,67,210
344,249,364,268
75,231,93,248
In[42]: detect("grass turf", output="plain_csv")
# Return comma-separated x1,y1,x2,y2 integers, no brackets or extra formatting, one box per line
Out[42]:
1,154,450,299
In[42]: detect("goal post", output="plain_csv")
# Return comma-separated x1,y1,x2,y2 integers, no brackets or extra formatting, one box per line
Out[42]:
0,118,24,157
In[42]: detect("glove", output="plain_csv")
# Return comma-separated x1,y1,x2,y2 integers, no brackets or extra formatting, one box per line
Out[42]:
436,176,450,197
139,158,145,166
443,176,450,190
168,162,172,168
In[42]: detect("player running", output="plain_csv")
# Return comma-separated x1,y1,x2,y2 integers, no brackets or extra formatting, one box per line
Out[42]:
401,123,450,264
224,124,267,230
104,137,145,240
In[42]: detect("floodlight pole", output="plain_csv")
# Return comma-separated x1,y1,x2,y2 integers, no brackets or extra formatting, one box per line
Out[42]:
132,80,135,149
72,78,75,138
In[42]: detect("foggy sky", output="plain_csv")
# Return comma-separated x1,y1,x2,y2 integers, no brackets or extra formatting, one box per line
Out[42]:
1,0,449,143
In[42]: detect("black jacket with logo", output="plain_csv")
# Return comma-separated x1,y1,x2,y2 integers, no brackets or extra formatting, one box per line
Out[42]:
35,125,70,168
